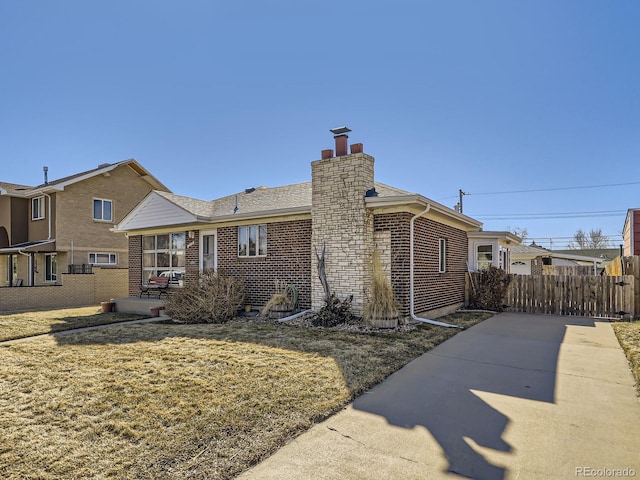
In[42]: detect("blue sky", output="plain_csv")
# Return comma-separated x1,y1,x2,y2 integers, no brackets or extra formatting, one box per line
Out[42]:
1,1,638,248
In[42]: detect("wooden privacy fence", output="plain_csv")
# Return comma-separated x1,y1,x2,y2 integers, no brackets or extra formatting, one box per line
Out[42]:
504,274,635,318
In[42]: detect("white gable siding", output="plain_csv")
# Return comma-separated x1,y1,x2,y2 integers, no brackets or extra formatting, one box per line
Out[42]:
117,193,198,230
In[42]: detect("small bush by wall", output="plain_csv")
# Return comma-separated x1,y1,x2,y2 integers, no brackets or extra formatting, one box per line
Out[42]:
469,267,512,311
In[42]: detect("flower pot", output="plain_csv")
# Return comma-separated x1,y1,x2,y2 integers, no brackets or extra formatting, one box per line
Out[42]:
101,301,114,313
368,317,398,329
269,305,293,320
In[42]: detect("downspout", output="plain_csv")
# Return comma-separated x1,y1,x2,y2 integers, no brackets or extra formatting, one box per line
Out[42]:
410,205,461,328
17,249,33,286
42,192,52,239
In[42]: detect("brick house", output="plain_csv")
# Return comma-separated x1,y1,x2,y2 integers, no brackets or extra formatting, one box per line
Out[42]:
0,160,170,287
623,209,640,256
114,129,518,319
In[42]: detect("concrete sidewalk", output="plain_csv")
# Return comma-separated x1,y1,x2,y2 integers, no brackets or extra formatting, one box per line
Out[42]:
238,313,640,480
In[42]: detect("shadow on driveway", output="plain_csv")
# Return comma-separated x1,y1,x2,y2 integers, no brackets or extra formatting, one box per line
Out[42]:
351,314,596,479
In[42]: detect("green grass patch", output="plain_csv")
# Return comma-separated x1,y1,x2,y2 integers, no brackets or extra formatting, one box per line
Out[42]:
0,306,148,342
0,310,492,479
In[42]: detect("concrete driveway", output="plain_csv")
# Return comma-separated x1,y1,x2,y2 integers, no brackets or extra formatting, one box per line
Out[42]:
238,313,640,480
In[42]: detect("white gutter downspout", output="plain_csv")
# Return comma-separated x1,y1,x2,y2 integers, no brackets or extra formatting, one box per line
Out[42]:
17,249,33,286
410,205,461,329
43,192,52,240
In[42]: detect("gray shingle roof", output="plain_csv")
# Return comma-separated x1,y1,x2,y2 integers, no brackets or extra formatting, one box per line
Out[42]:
155,181,414,219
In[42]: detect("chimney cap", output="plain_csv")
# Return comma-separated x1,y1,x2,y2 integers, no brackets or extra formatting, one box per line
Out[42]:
330,126,351,136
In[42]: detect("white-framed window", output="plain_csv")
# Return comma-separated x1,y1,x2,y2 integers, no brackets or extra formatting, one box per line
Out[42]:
439,238,447,273
142,232,185,285
45,253,57,282
238,225,267,257
32,196,45,220
477,245,493,270
93,198,113,222
89,252,117,265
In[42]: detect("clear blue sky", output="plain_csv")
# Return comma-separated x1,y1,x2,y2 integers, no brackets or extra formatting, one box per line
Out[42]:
1,1,638,248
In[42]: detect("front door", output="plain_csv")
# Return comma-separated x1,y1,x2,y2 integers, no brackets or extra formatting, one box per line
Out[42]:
200,230,217,272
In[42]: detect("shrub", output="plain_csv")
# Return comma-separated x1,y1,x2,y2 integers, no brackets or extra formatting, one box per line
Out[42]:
164,269,245,324
469,266,512,311
311,294,356,327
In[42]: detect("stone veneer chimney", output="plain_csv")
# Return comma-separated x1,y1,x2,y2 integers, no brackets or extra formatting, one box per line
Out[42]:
311,127,375,314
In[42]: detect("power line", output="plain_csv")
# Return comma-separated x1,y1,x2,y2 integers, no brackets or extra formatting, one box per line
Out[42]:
467,180,640,196
472,210,626,220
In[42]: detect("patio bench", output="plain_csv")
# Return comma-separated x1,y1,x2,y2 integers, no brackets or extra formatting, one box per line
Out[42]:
139,276,170,298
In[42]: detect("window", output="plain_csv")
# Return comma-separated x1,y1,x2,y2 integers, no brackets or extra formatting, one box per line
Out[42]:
477,245,493,270
238,225,267,257
89,253,117,265
93,198,113,221
439,238,447,273
45,253,57,282
32,196,45,220
142,233,185,285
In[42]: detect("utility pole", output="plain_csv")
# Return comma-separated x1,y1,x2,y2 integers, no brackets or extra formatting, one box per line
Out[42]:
458,189,467,214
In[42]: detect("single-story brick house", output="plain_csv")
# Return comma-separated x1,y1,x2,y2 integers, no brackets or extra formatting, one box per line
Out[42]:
113,128,519,319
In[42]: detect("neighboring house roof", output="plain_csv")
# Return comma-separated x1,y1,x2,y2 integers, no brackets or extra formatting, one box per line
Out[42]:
0,159,170,197
114,181,483,233
552,248,620,263
0,239,56,254
511,244,605,264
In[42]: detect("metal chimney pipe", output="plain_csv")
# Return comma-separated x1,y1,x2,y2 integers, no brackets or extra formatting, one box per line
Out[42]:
43,166,49,185
330,126,351,156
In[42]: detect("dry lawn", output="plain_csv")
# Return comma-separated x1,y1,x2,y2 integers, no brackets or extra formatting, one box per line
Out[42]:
0,311,491,479
0,307,147,342
612,320,640,396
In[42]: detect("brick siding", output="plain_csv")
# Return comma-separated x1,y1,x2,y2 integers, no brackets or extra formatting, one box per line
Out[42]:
128,235,142,296
217,220,312,309
374,212,468,317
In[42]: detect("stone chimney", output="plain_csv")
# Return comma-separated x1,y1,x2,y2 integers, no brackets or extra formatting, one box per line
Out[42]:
311,127,375,314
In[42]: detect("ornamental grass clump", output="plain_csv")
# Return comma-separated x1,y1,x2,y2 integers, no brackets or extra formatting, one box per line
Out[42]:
164,269,245,323
363,249,399,327
261,279,292,317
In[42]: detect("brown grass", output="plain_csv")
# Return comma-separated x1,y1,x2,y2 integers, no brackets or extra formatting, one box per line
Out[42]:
612,320,640,396
0,307,147,342
0,310,492,479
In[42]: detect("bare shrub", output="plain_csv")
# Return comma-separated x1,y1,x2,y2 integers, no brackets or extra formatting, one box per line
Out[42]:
164,269,245,323
311,294,356,327
469,266,512,311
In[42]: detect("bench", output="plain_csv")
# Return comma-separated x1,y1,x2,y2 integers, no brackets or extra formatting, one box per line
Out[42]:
139,276,170,298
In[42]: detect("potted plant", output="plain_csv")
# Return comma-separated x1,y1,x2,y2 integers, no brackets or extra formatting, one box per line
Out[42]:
363,249,399,328
261,279,294,319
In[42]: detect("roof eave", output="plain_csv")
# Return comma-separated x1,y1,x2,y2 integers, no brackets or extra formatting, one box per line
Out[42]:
112,205,311,234
366,194,483,229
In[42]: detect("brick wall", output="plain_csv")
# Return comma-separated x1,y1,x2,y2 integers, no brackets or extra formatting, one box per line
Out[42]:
311,153,375,313
0,267,128,313
374,212,468,318
128,235,142,296
531,256,543,275
217,220,312,309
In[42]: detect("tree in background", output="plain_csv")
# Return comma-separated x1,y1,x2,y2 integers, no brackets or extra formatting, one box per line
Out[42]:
568,228,610,249
507,226,528,243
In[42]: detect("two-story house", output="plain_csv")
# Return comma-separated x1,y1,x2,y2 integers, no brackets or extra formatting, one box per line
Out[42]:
0,159,170,287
